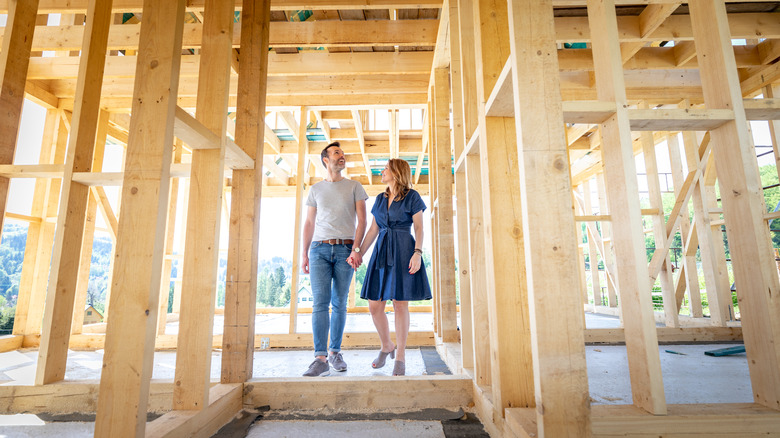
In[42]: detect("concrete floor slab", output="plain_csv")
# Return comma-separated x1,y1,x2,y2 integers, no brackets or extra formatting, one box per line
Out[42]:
587,344,752,405
245,420,445,438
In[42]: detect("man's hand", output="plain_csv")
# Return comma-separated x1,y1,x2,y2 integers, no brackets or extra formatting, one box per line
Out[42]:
302,253,310,274
347,251,363,270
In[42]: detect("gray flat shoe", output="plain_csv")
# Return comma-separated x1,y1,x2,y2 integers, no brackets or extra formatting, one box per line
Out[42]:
392,360,405,376
371,347,395,369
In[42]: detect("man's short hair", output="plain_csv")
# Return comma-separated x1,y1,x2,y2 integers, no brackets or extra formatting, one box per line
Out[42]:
321,141,340,167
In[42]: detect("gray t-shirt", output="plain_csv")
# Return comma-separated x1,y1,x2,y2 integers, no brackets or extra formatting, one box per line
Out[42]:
306,178,369,241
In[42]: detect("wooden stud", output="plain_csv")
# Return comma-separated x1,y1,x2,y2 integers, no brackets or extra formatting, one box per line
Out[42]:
582,179,603,306
587,0,666,415
156,141,183,337
680,128,731,326
690,0,780,410
13,108,58,335
449,0,472,366
288,107,308,334
0,0,39,234
473,0,534,416
666,133,703,318
36,0,114,385
596,172,618,307
222,0,271,383
94,0,186,434
71,109,110,335
507,0,591,434
433,67,458,343
639,117,677,327
174,0,236,411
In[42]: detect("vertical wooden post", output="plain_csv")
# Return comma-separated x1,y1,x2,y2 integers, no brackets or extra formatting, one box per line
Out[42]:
582,180,603,305
640,120,678,327
289,107,308,334
766,85,780,183
95,0,186,434
680,129,731,325
690,0,780,409
433,67,458,343
174,0,235,411
596,173,618,307
222,0,271,383
473,0,534,416
587,0,666,415
507,0,591,434
465,153,491,386
13,108,57,335
157,140,183,336
22,112,67,335
71,110,110,335
666,133,703,317
457,0,487,379
36,0,114,385
0,0,39,232
449,0,471,364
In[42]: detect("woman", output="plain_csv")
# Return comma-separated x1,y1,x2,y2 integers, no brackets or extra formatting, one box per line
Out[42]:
348,159,432,376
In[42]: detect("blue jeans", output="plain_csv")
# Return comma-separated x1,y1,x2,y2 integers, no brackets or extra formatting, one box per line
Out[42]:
309,242,354,357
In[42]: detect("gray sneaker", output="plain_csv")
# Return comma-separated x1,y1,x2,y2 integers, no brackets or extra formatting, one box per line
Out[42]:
303,359,330,377
328,352,347,372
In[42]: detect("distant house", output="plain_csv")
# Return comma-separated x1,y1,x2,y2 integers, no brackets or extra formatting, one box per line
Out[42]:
84,305,104,325
297,286,313,307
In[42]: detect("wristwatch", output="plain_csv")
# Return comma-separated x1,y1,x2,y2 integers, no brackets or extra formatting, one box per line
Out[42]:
353,247,361,253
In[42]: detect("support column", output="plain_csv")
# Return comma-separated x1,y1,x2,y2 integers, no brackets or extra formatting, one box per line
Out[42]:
0,0,39,231
587,0,666,414
13,108,58,335
666,133,703,317
507,0,591,434
174,0,236,410
71,110,110,335
289,107,308,334
473,0,534,416
596,173,618,307
433,67,458,343
37,0,114,385
222,0,271,383
450,0,472,366
640,122,677,327
681,128,731,325
156,140,183,336
95,0,186,434
582,180,603,305
690,0,780,409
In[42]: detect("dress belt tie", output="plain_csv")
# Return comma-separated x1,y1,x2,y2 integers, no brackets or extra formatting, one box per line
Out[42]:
376,225,411,269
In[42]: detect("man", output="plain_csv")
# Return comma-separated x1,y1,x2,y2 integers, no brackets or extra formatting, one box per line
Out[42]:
301,141,368,376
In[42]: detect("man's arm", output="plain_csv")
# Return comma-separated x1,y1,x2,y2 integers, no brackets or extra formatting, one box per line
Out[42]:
302,206,317,274
350,199,367,266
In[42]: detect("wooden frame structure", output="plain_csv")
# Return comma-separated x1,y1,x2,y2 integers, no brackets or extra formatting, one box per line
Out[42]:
1,0,780,436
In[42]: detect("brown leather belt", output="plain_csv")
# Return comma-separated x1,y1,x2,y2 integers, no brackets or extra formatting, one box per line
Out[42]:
318,239,354,245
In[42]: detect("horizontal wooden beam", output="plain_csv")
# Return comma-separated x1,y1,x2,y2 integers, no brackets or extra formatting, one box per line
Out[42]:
26,52,435,80
21,330,437,350
244,375,473,412
0,0,444,13
0,20,438,51
61,94,429,113
506,403,780,437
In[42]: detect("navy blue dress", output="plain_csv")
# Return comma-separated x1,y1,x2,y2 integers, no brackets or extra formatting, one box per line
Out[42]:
360,189,432,302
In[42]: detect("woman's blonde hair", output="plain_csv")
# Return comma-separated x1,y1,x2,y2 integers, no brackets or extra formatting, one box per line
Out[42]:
384,158,413,201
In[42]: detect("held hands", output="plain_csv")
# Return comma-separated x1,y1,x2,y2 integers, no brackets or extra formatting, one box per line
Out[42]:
409,252,422,274
347,251,363,270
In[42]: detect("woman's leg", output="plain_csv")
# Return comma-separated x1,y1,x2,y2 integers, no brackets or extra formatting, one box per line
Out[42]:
393,300,410,362
369,299,394,352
